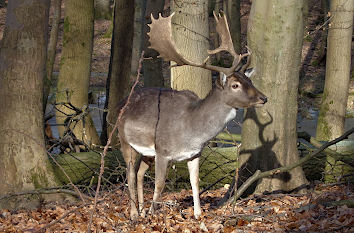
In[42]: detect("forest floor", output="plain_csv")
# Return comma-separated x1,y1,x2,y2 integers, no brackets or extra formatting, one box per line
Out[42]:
0,0,353,232
0,184,353,232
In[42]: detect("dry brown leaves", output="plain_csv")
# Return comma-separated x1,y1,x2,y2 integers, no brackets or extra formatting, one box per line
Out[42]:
0,184,353,232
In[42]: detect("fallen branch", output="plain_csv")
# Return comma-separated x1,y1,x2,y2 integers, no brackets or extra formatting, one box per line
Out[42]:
298,131,354,167
0,188,93,201
324,199,354,208
228,127,354,204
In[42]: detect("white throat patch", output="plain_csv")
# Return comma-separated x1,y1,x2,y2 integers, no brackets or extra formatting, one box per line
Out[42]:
224,108,237,124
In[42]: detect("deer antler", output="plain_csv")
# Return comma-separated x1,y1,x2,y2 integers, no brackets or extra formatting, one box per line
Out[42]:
148,11,250,76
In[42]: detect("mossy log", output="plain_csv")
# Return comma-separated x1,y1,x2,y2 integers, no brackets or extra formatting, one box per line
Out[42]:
299,131,354,181
50,131,353,188
50,145,240,190
50,150,125,184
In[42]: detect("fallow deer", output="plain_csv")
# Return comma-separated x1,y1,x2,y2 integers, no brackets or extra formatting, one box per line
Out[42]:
118,12,267,219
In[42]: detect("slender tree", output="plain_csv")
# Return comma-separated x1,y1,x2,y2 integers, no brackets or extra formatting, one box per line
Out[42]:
0,0,63,209
55,0,100,146
44,0,62,111
225,0,241,54
102,0,135,145
131,0,143,79
171,0,211,99
94,0,112,20
316,0,353,182
240,0,308,194
142,0,165,87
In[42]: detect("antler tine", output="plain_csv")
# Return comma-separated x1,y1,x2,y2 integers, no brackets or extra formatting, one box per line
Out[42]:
207,11,237,58
240,46,252,73
148,12,199,67
148,12,251,76
207,11,242,75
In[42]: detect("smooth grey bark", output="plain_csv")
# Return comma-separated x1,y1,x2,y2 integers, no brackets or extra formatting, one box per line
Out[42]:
44,0,61,111
316,0,353,182
131,0,143,79
56,0,100,145
171,0,211,99
240,0,308,194
55,0,100,146
0,0,63,209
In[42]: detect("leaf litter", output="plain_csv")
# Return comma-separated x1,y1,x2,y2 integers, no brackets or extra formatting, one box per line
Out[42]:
0,184,353,232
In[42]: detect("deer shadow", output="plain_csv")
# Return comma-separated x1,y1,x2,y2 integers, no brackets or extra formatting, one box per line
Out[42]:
237,108,287,196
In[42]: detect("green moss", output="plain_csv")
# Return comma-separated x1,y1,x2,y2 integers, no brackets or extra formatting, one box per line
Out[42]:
317,92,332,140
311,60,319,66
63,17,70,33
63,17,71,46
30,169,50,189
304,35,312,42
103,24,113,39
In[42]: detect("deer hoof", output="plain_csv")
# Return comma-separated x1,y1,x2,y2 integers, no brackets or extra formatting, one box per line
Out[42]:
130,210,139,220
139,208,146,218
194,209,202,219
148,204,155,215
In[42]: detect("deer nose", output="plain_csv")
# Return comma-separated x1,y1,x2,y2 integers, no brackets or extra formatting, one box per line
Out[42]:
260,96,267,104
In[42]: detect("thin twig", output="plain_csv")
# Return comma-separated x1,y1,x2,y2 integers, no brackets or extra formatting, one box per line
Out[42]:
0,188,93,201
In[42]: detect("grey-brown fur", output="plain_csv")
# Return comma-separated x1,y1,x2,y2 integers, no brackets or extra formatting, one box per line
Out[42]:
118,71,267,219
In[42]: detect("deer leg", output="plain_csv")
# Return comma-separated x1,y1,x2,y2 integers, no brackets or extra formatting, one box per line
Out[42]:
137,158,150,217
187,157,202,219
149,155,168,215
121,141,139,220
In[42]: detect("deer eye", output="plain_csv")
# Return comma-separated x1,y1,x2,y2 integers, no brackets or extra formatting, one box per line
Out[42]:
232,83,239,89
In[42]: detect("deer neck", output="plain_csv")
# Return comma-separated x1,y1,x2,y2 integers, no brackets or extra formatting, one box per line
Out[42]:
189,87,236,141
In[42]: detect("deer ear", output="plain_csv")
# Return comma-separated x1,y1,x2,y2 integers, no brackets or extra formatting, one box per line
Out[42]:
216,73,227,89
244,68,255,78
220,73,227,86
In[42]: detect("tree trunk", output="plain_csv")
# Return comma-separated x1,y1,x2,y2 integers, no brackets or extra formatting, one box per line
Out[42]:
130,0,143,80
0,0,63,209
103,0,135,146
44,0,62,112
225,0,241,54
316,0,353,182
240,0,308,194
94,0,112,20
171,0,211,99
142,0,165,88
55,0,100,146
